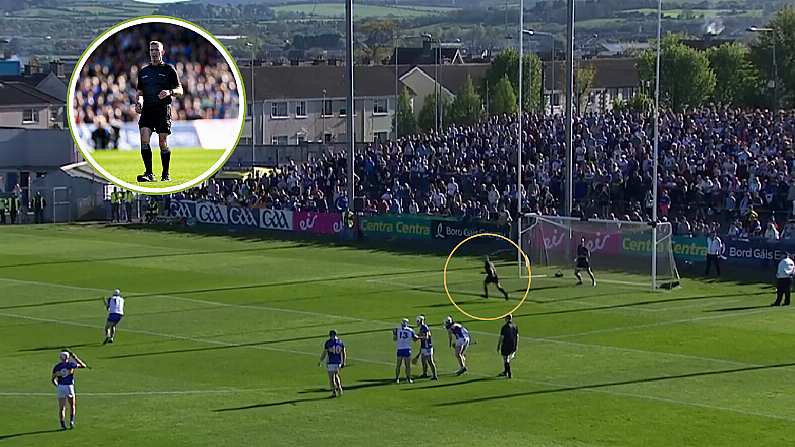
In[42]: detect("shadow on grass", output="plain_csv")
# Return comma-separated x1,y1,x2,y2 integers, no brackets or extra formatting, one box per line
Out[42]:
0,429,64,440
298,378,395,394
435,361,795,407
18,343,96,352
213,395,332,411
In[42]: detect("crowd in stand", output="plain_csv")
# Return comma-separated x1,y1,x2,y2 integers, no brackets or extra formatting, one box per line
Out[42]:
73,24,239,129
179,107,795,239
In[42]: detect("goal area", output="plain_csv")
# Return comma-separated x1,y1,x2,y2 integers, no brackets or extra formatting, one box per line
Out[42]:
519,214,680,290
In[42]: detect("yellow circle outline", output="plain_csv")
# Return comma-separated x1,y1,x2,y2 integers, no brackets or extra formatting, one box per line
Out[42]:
443,232,532,321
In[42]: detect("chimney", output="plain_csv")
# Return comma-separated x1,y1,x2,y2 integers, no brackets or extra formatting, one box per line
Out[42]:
49,60,64,77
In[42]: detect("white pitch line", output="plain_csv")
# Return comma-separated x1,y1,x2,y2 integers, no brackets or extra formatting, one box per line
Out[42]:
0,275,760,368
552,308,773,340
0,310,789,423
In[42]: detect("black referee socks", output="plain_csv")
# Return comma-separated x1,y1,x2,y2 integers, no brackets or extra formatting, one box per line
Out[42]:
141,144,153,175
160,148,171,176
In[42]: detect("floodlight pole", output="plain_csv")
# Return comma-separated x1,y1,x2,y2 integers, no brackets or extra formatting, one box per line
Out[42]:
564,0,574,217
652,0,661,291
345,0,355,211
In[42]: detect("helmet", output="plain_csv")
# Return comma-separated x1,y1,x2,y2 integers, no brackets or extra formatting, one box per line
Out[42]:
443,316,453,329
114,289,121,296
401,318,410,327
329,329,337,337
416,314,425,325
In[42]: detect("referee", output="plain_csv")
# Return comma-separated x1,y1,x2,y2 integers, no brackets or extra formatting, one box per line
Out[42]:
497,314,518,378
134,40,183,182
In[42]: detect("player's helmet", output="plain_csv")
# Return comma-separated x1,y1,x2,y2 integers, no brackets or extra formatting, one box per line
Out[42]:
401,318,410,327
59,351,69,361
114,289,120,295
416,315,425,325
443,316,453,329
329,329,337,337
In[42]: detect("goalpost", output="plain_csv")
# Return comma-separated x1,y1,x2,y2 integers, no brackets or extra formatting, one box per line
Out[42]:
518,214,680,290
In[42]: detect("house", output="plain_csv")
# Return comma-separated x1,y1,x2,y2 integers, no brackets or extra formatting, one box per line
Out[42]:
0,80,65,129
243,64,402,145
543,57,641,114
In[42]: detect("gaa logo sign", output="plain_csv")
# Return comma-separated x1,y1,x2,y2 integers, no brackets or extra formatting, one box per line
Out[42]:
260,209,293,231
228,207,259,227
197,202,228,224
169,200,194,218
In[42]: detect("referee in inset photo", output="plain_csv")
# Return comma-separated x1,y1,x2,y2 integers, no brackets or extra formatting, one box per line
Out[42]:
135,40,183,182
497,314,519,378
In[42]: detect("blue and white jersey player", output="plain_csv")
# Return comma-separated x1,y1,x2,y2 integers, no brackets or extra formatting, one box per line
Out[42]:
444,316,470,376
103,289,124,345
51,350,88,430
412,315,438,380
319,329,346,398
393,318,419,384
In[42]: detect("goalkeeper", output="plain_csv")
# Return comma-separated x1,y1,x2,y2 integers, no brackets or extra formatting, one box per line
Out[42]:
574,238,597,287
483,256,509,300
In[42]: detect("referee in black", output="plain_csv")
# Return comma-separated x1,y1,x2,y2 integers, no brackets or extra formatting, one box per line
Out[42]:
134,40,182,182
497,314,518,378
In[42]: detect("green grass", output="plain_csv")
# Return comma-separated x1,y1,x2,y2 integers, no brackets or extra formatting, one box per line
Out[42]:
91,148,225,189
1,224,795,445
272,3,460,18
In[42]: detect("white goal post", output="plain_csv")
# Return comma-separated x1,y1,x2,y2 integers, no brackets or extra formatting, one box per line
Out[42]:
518,214,680,290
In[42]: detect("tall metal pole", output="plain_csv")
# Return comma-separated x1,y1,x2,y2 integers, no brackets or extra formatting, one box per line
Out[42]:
564,0,574,216
550,37,555,116
652,0,661,290
772,36,778,111
518,0,524,272
345,0,355,211
247,42,255,170
394,33,399,140
435,43,439,133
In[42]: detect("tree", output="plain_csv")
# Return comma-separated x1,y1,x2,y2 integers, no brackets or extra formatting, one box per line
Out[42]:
707,43,762,107
358,20,398,64
574,64,596,114
749,6,795,109
393,88,416,138
483,48,542,114
492,75,517,115
639,35,716,111
448,75,483,126
417,93,450,132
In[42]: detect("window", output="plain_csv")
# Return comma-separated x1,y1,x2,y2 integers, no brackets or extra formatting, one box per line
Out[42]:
339,104,346,116
295,101,306,117
297,134,306,145
323,99,333,117
22,109,38,124
373,98,387,115
324,133,333,143
276,135,289,145
270,102,287,118
374,131,388,142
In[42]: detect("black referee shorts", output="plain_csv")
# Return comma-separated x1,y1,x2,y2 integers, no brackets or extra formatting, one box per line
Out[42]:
139,105,172,135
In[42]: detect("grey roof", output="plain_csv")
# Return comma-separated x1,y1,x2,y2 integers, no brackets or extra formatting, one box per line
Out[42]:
543,58,640,90
0,81,64,106
247,65,405,100
387,47,462,65
411,63,491,94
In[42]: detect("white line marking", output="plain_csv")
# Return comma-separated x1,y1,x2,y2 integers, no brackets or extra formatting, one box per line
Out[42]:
0,310,788,422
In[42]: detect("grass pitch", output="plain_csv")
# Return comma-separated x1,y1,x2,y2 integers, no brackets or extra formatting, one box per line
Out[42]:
1,224,794,446
91,148,225,189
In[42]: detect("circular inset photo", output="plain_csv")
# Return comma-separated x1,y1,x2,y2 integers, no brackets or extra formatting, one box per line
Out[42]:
68,16,244,194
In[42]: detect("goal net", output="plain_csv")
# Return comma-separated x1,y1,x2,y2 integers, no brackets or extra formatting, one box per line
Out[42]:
519,214,680,290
